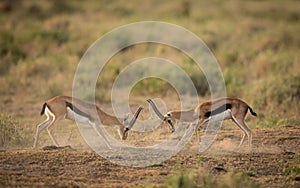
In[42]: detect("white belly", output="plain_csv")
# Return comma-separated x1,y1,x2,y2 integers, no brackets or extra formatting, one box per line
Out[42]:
66,107,91,124
209,109,232,122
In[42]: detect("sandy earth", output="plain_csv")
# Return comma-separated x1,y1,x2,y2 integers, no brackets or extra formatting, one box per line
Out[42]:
0,127,300,187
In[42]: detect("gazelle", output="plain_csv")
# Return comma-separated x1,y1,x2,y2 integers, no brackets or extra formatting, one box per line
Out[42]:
147,97,257,149
34,96,143,149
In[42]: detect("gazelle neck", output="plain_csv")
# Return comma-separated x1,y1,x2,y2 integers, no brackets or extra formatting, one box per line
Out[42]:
96,108,126,139
96,107,122,125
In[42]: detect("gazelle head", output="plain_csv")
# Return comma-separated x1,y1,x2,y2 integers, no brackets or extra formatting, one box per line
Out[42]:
164,112,176,132
146,99,175,133
116,125,130,140
117,106,143,140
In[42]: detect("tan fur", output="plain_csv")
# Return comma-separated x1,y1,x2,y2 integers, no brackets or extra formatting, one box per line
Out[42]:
34,96,142,148
149,97,256,150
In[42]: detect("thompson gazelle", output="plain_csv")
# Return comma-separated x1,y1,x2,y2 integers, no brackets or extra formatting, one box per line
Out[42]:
34,96,143,149
147,97,257,149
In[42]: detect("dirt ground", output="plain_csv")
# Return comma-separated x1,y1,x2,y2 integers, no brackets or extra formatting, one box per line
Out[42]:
0,127,300,187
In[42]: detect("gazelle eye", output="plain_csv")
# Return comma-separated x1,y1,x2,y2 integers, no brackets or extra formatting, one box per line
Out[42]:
167,119,172,124
167,113,171,117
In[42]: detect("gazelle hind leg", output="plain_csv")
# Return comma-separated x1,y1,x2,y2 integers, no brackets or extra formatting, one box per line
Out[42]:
232,115,252,150
33,119,52,148
239,132,247,147
46,116,63,147
243,120,252,149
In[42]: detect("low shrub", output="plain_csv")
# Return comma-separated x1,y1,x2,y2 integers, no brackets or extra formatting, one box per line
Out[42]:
0,113,22,148
253,75,300,127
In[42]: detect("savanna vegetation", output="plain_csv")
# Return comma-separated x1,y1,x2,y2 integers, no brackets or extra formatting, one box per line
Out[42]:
0,0,299,187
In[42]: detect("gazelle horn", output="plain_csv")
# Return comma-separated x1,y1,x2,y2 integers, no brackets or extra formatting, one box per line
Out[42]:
146,99,165,120
127,106,143,129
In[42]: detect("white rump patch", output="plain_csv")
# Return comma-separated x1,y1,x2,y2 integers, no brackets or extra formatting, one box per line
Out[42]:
45,106,55,121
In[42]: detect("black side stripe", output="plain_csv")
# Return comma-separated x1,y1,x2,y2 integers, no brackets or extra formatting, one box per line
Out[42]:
204,103,232,118
65,102,92,121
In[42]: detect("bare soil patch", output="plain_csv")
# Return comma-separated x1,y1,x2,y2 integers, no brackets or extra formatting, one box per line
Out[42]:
0,127,299,187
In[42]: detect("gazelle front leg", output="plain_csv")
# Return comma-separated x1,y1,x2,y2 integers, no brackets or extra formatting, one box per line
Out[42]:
194,118,209,144
46,117,63,147
89,121,112,149
195,110,232,146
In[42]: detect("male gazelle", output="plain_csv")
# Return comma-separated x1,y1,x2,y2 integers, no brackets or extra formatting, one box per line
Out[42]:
147,97,257,149
34,96,143,149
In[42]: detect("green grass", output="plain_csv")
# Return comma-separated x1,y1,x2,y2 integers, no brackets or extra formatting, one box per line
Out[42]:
283,153,300,180
163,168,260,188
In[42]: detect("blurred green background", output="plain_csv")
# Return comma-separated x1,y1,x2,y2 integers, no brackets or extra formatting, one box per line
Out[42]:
0,0,299,148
